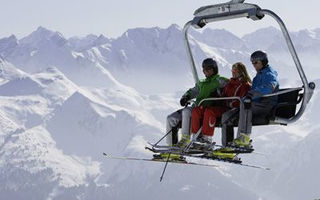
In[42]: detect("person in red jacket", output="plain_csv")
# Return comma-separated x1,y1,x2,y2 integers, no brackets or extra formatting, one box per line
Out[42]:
191,62,251,145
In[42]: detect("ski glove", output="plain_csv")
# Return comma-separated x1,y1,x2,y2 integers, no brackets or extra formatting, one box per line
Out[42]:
246,91,254,99
246,90,262,100
180,95,190,107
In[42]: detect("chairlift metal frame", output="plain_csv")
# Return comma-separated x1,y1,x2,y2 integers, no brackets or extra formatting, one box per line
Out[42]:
182,0,315,125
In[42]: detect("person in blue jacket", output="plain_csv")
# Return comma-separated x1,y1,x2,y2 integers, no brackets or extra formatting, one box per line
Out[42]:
231,50,280,147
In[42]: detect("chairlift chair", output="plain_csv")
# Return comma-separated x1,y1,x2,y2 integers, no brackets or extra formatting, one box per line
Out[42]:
183,0,316,127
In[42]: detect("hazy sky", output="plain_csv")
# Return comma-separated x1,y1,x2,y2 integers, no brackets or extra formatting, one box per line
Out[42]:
1,0,320,39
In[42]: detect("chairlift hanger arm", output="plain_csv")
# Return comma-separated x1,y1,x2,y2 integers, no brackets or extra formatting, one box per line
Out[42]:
259,9,315,102
192,2,264,29
183,21,199,83
183,1,265,84
183,1,264,84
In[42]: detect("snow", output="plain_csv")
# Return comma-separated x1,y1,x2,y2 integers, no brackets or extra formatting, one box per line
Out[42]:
0,125,106,199
0,76,44,96
0,25,319,199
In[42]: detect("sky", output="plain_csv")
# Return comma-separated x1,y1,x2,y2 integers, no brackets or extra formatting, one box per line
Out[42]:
1,0,320,39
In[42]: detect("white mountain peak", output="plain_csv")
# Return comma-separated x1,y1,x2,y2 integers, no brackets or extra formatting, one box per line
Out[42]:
97,34,108,41
294,28,318,39
20,26,67,47
69,34,110,51
167,23,182,31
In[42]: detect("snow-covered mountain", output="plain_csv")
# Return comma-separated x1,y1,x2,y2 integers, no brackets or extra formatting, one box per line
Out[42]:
2,25,319,93
0,25,319,200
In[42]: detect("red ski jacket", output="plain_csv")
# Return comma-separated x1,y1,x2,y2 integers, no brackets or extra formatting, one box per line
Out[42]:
222,78,251,108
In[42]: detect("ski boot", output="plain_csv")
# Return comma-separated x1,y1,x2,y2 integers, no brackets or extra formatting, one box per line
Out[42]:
192,135,215,151
230,133,252,147
174,134,190,148
228,133,253,153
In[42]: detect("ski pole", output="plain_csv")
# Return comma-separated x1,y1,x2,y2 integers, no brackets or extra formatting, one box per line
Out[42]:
160,153,171,182
183,127,202,153
153,129,173,147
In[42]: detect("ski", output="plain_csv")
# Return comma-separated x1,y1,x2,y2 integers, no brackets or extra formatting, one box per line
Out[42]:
148,142,266,155
102,152,220,168
144,147,270,170
147,142,215,153
145,146,205,155
103,152,270,171
195,154,271,170
147,142,181,150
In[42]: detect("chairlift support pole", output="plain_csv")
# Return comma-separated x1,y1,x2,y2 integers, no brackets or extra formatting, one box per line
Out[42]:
183,0,315,125
183,21,200,83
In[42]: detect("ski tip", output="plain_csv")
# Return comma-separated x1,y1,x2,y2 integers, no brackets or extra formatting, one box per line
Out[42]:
102,152,107,156
254,166,271,170
147,142,154,146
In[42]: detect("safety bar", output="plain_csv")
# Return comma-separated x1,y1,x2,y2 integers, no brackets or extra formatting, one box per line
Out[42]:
198,96,241,107
197,87,303,125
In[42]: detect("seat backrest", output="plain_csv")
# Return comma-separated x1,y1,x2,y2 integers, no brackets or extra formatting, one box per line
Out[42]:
274,88,301,119
212,88,302,127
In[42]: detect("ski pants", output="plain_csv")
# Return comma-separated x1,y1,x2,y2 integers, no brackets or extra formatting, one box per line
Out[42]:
191,106,229,137
221,101,273,146
166,107,192,145
220,108,238,147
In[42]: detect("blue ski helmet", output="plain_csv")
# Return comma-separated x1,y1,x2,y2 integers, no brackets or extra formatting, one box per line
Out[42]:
250,50,268,66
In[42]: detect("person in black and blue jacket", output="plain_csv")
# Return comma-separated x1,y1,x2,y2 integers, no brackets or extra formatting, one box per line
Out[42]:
231,50,279,148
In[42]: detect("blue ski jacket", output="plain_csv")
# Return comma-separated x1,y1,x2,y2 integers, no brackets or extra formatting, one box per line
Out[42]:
251,65,279,104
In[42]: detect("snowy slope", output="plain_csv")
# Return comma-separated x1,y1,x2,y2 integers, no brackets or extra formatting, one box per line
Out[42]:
0,61,106,199
265,88,320,200
0,56,172,199
270,129,320,200
0,59,108,199
0,125,110,200
46,90,161,158
106,163,260,200
0,59,77,129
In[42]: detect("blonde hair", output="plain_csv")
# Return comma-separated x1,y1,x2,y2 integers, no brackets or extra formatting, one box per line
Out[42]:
232,62,252,84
